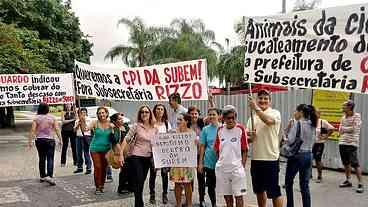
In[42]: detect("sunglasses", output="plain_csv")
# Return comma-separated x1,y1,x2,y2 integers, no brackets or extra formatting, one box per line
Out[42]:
140,111,150,114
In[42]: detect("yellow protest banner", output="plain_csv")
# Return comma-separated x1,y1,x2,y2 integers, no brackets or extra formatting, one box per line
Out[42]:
312,90,351,140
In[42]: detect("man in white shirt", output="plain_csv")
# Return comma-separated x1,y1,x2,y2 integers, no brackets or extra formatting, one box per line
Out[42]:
338,100,364,193
168,93,187,129
247,89,283,207
214,105,248,207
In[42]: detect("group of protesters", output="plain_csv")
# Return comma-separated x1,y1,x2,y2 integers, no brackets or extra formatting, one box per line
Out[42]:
28,89,364,207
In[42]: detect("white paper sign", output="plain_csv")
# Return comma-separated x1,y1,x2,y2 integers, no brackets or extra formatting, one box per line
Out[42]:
75,59,208,101
244,4,368,94
0,73,75,107
151,132,197,168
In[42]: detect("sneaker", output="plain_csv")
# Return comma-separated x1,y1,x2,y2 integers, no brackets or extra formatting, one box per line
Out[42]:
118,189,130,195
162,193,168,204
45,177,56,186
339,180,353,188
85,170,92,175
106,176,113,183
40,177,46,183
356,184,364,193
149,194,156,204
73,169,83,174
316,177,322,183
95,188,104,195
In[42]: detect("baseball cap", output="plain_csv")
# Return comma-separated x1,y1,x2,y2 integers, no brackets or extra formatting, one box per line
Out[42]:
257,89,271,96
343,100,355,108
222,105,237,115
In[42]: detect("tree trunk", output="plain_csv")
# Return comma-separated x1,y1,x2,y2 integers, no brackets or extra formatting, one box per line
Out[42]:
6,107,15,128
0,108,6,128
0,107,15,128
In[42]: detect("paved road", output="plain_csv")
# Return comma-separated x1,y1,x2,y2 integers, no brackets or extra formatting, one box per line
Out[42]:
0,121,367,207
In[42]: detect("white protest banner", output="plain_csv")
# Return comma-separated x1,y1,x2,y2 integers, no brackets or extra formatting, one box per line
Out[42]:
0,73,75,107
244,4,368,94
151,132,197,168
74,59,208,101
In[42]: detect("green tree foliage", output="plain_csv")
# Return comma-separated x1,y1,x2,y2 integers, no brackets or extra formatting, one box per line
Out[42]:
105,17,168,67
0,0,93,72
217,45,245,87
151,18,219,81
0,23,49,73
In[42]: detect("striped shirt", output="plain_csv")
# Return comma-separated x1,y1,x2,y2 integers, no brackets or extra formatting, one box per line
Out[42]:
339,113,361,147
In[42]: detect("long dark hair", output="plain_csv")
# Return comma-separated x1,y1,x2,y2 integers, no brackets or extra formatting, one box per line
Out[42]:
37,103,49,115
296,104,318,128
188,105,205,130
153,104,168,123
180,113,192,129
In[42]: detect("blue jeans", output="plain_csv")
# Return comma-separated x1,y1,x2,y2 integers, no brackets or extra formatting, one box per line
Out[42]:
285,152,312,207
76,136,92,170
35,138,55,178
106,165,112,177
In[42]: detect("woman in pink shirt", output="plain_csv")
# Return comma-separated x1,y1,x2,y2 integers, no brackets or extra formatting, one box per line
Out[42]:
28,103,62,186
121,105,158,207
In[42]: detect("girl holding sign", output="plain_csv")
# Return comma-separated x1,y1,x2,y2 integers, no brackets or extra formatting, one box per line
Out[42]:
149,104,171,204
170,113,196,207
188,106,206,207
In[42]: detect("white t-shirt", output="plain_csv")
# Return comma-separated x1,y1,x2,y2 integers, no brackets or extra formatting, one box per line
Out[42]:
214,124,248,173
156,122,172,134
169,105,187,129
75,117,92,136
315,119,335,143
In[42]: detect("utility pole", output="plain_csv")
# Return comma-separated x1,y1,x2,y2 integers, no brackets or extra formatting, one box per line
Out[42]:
282,0,287,13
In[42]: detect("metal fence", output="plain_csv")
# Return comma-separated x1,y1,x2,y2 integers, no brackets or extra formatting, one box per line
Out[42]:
112,89,368,173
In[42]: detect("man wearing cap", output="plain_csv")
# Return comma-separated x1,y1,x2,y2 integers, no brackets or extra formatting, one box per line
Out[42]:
338,100,364,193
247,89,283,207
214,105,248,207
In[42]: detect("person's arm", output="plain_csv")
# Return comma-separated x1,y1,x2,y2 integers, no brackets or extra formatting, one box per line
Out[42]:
53,119,63,144
241,126,249,167
61,111,76,124
28,119,37,149
246,119,256,143
248,96,276,126
198,129,206,173
213,130,220,160
208,92,215,108
340,114,361,134
320,120,335,140
74,119,80,132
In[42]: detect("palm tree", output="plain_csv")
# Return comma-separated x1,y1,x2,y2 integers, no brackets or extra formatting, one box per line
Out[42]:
217,45,246,88
105,17,169,67
151,18,220,81
170,18,216,44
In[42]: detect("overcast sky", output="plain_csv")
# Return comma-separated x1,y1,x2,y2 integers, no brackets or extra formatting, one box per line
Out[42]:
71,0,367,68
